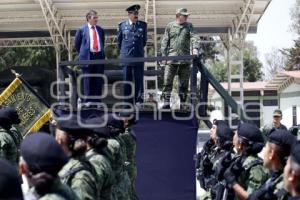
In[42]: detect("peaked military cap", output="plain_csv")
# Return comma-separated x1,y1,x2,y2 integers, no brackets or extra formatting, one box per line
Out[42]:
126,4,140,12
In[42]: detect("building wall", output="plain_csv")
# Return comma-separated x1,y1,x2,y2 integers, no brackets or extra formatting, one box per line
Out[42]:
280,83,300,128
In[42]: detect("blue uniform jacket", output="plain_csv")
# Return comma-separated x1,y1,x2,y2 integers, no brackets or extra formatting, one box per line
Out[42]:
75,24,105,60
117,20,147,58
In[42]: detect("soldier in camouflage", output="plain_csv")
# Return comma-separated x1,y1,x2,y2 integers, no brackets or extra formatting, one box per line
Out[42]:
247,129,296,200
261,109,287,138
55,116,98,200
196,119,218,190
224,123,269,200
104,114,131,200
283,141,300,200
160,8,200,109
20,132,79,200
85,117,115,200
200,120,235,200
119,112,138,199
0,107,19,166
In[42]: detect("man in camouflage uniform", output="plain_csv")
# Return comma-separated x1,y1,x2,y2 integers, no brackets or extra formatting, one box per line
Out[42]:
284,142,300,200
0,107,18,166
20,133,79,200
247,129,296,200
224,123,269,200
160,8,199,109
261,109,287,138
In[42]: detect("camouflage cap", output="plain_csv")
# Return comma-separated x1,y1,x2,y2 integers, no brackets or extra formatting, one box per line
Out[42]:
176,8,190,16
273,109,282,117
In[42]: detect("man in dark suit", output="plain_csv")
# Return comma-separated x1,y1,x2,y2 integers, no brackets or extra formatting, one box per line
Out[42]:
75,10,105,106
117,5,147,107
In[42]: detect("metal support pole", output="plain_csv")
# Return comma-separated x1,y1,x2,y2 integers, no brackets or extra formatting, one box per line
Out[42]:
56,48,65,103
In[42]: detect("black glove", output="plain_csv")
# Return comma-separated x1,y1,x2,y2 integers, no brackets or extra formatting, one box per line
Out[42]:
247,179,275,200
231,156,244,177
224,168,236,189
202,155,213,170
203,138,215,152
215,152,232,180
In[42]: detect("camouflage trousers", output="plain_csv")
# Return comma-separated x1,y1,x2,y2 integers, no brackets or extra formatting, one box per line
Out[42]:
162,63,190,103
127,163,138,200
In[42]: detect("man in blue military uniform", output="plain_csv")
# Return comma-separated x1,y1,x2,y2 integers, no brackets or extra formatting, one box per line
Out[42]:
117,4,147,106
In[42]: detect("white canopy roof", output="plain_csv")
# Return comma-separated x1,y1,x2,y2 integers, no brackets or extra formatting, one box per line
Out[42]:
0,0,271,35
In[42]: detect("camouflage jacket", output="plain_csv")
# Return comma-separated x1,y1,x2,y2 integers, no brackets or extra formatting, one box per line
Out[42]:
103,138,130,200
114,135,131,200
25,178,79,200
86,148,114,200
0,127,18,166
161,21,200,59
58,156,98,200
261,123,288,138
252,172,288,200
237,155,269,197
10,126,23,148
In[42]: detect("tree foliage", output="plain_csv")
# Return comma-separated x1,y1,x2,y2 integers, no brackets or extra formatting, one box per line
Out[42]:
208,48,263,82
0,47,56,72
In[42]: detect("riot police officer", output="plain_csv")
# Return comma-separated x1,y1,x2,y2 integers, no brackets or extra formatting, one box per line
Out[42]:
117,4,148,106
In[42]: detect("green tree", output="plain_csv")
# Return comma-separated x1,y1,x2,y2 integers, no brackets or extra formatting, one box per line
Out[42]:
243,50,262,82
282,0,300,70
0,47,56,71
208,50,263,82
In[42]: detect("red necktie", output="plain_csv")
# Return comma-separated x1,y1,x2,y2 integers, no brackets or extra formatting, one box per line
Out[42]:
92,26,98,51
